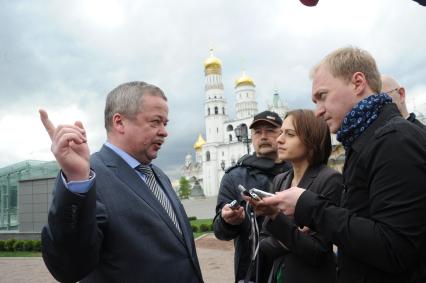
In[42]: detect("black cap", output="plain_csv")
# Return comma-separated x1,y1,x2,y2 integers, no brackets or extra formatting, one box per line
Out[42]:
249,110,283,129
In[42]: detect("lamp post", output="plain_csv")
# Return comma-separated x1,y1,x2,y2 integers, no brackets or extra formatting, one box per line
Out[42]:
220,160,226,171
234,124,251,155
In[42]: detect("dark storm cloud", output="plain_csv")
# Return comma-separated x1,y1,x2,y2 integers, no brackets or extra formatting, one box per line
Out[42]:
1,0,426,179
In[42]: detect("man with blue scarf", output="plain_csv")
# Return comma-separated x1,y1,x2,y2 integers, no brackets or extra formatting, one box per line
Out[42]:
261,47,426,283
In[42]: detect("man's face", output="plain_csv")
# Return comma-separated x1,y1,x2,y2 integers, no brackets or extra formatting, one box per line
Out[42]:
251,122,281,158
123,95,169,164
312,66,357,133
382,87,404,112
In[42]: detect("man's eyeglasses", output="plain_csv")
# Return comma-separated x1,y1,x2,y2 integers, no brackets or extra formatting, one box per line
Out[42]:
385,88,399,95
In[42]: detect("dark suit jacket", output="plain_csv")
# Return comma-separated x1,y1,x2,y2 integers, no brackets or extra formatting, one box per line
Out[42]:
42,145,203,283
407,112,425,130
260,164,342,283
295,104,426,283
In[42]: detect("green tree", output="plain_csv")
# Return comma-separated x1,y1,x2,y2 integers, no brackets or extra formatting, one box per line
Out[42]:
178,177,191,199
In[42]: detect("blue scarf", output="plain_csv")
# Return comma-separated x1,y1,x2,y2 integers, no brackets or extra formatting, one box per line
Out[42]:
337,93,392,151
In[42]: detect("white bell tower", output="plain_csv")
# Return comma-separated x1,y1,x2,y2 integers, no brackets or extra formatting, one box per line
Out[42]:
202,49,228,196
203,49,228,143
235,71,258,120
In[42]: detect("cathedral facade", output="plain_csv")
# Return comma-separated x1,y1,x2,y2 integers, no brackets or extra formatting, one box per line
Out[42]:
182,51,290,197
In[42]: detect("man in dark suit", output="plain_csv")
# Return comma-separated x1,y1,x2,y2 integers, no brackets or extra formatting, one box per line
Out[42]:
261,47,426,283
381,75,425,129
40,81,204,283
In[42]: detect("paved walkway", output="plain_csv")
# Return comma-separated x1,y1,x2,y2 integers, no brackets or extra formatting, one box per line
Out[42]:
0,234,234,283
196,234,234,282
181,196,218,219
0,197,232,282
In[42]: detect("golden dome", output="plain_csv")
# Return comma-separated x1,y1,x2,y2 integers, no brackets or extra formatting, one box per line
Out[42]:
204,56,222,68
235,71,255,87
193,134,206,150
204,49,222,70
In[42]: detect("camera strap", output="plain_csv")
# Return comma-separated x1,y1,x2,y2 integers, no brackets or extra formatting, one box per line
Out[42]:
244,203,260,283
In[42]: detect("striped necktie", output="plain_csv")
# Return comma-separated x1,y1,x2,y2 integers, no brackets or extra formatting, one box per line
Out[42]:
135,164,182,235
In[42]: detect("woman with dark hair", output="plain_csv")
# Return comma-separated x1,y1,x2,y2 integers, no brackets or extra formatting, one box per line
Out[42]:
250,109,342,283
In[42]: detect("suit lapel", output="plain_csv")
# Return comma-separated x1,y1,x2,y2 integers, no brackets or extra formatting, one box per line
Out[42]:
152,165,203,280
281,170,293,191
99,146,186,245
152,167,196,257
298,165,321,191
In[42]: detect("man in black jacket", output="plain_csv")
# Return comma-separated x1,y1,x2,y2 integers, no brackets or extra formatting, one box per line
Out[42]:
213,110,291,283
262,47,426,283
381,75,425,129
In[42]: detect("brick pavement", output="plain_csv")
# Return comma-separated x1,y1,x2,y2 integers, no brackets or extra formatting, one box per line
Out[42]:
0,257,57,283
0,233,234,283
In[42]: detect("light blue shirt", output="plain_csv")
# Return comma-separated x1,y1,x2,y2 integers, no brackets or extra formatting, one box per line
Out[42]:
64,142,149,194
104,142,149,182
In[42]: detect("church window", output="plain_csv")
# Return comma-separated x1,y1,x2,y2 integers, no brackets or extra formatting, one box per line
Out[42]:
222,107,225,114
208,108,211,115
226,125,233,131
214,106,218,114
241,123,248,132
229,134,232,142
206,151,211,161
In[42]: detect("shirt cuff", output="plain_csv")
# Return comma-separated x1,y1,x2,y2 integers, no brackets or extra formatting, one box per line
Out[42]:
61,170,96,194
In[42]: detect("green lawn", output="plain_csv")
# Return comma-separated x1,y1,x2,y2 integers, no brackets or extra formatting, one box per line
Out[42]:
0,219,214,257
190,218,213,238
0,251,41,257
190,218,213,226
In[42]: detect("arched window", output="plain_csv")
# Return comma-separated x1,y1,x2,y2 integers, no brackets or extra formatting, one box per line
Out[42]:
226,125,233,131
206,151,211,161
208,108,211,115
241,124,248,135
229,134,232,142
214,106,218,114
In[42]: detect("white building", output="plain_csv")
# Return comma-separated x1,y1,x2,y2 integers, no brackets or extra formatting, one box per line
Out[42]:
181,54,426,197
182,51,289,197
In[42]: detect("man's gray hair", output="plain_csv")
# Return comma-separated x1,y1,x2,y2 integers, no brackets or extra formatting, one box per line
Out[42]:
104,81,167,131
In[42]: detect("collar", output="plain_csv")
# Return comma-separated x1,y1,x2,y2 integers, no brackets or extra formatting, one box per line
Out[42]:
337,93,392,151
350,103,401,154
407,112,417,122
104,142,151,169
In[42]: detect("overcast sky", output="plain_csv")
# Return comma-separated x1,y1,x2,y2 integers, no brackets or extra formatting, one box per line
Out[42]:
1,0,425,180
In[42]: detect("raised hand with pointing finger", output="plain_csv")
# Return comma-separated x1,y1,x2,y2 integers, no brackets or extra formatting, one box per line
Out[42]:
39,109,90,181
40,82,204,283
